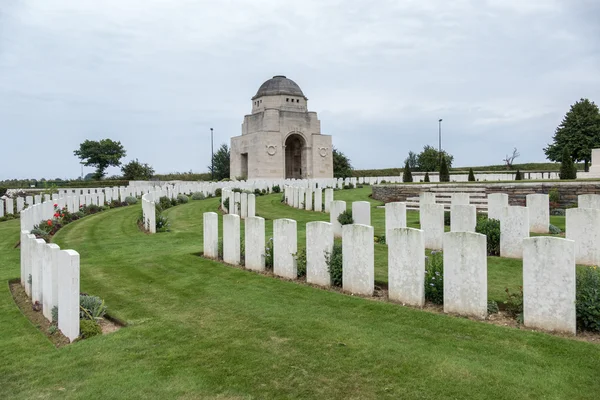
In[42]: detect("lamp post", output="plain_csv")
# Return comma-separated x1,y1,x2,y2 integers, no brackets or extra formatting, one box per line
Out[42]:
438,119,443,166
210,128,214,181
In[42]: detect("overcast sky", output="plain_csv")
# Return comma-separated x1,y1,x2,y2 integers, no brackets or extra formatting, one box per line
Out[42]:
1,0,599,180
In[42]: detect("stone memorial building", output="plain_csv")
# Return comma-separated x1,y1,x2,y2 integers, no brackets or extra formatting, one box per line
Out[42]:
230,75,333,179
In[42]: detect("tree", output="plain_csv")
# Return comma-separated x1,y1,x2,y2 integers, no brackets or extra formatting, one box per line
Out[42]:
416,145,454,172
402,159,413,183
544,98,600,172
74,139,126,180
208,143,230,181
121,159,155,180
439,157,450,182
515,170,522,180
424,172,430,182
468,168,475,181
559,147,577,180
404,151,418,170
333,147,353,178
503,148,520,170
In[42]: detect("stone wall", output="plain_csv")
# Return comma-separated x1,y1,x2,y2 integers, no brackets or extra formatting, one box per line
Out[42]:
371,182,600,208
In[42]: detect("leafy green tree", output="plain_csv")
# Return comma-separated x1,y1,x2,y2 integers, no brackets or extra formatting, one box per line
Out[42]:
404,151,418,170
559,147,577,180
515,170,522,180
417,145,453,172
121,159,155,180
402,159,413,182
544,98,600,172
208,143,230,181
333,147,353,178
439,157,450,182
74,139,126,180
468,168,475,181
424,172,430,182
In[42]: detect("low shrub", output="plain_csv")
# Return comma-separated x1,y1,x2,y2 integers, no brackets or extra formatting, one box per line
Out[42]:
576,266,600,332
191,192,205,200
215,188,222,197
272,185,281,193
551,208,565,216
444,211,451,226
425,252,443,304
549,224,562,234
337,210,353,225
223,198,230,211
156,213,170,232
254,188,262,197
504,286,523,324
80,295,107,320
548,187,560,203
51,306,58,323
265,238,273,270
79,319,102,339
159,196,173,210
343,184,354,189
326,243,343,286
177,194,189,204
295,247,307,278
475,217,500,256
218,239,224,260
124,196,138,205
374,234,386,244
487,300,499,314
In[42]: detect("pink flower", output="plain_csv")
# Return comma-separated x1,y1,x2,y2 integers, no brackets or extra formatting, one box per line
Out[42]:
47,220,52,226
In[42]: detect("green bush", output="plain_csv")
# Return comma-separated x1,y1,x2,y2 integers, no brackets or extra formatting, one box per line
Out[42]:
215,188,222,197
79,319,102,339
549,224,562,234
576,266,600,332
487,300,499,314
272,185,281,193
425,252,443,304
475,217,500,256
326,243,343,286
124,196,137,205
295,247,307,278
223,198,230,211
444,211,451,226
159,196,173,210
337,210,353,225
191,192,206,200
177,194,189,204
156,213,170,232
504,286,523,324
548,188,560,203
80,295,107,320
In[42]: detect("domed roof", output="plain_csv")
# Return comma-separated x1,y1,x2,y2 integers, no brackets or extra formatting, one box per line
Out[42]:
252,75,307,100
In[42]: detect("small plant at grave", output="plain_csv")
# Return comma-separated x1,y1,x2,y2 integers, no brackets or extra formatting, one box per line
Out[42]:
380,180,387,184
338,210,353,225
124,196,138,205
265,238,274,270
156,212,170,232
343,183,354,189
374,234,386,245
504,286,524,324
254,188,262,197
223,198,230,212
576,266,600,332
177,194,189,204
425,252,444,304
487,300,499,314
79,319,102,339
31,227,50,241
272,185,281,193
444,211,451,226
475,216,500,256
357,184,364,188
80,295,107,321
326,243,343,286
218,239,224,260
158,196,173,210
424,172,430,182
549,224,562,234
295,247,307,278
548,187,560,203
240,237,245,266
215,188,222,197
468,168,476,182
170,198,178,207
191,192,206,200
51,306,58,323
515,169,522,180
48,325,58,335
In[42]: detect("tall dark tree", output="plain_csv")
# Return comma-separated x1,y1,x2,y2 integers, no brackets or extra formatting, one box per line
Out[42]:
417,145,454,172
439,157,450,182
515,170,522,180
424,172,430,182
121,159,155,180
333,147,353,178
468,168,476,181
559,147,577,180
404,151,418,171
402,159,413,183
208,143,230,181
544,98,600,171
74,139,126,180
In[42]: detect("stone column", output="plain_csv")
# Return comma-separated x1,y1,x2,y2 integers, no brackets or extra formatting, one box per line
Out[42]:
306,221,333,286
443,232,487,319
223,214,241,265
526,194,549,233
203,212,219,259
487,193,508,221
566,208,600,265
420,203,444,250
523,237,576,334
500,206,529,258
330,200,347,238
314,188,323,212
342,224,374,296
450,204,476,232
385,202,407,236
352,201,371,226
58,249,80,342
247,194,256,218
245,216,266,271
324,188,334,213
388,228,425,307
273,219,297,279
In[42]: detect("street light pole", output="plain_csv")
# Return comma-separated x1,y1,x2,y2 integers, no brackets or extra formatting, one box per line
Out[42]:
210,128,214,181
438,118,443,166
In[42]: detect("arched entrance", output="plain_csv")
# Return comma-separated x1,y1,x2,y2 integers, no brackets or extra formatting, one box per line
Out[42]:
285,134,306,179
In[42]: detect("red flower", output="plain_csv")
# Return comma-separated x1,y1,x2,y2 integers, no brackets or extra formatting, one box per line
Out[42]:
53,203,58,207
47,220,52,226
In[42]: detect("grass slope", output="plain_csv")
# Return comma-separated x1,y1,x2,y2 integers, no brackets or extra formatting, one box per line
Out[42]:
0,191,598,399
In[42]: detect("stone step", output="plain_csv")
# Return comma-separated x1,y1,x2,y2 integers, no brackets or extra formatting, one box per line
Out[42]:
429,187,487,192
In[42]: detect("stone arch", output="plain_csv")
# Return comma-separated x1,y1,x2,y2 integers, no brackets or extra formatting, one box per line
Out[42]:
284,133,307,179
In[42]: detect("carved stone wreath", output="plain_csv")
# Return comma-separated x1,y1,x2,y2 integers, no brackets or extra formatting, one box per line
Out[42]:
266,145,277,156
318,147,328,157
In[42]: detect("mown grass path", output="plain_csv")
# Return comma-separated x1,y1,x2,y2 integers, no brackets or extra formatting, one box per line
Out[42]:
0,191,598,399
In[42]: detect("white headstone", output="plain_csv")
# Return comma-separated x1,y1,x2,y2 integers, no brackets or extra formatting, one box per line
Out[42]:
388,228,424,307
203,212,219,259
245,216,266,271
523,237,576,334
526,194,549,233
443,232,487,319
342,224,374,296
42,243,60,322
330,200,347,238
247,194,256,218
305,188,313,211
419,192,436,206
273,219,297,279
324,188,334,213
500,206,529,258
352,201,371,226
450,204,477,232
5,198,14,215
306,221,333,286
223,214,241,265
487,193,509,221
314,188,323,212
240,192,248,218
578,194,600,209
32,239,46,304
451,193,470,206
385,202,407,236
566,208,600,265
57,249,80,342
420,203,444,250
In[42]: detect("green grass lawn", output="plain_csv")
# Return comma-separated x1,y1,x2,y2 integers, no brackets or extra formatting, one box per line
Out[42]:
0,189,598,399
